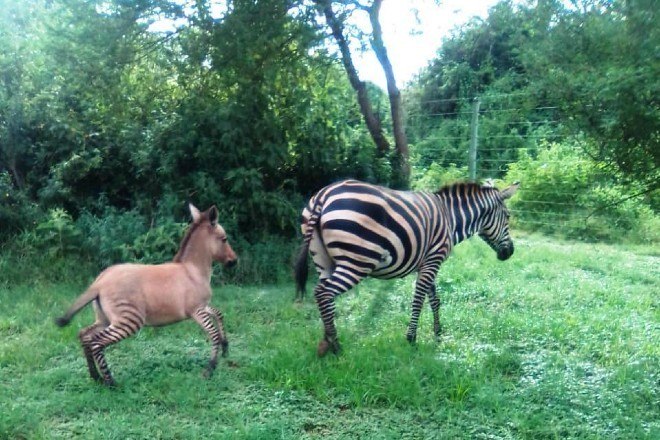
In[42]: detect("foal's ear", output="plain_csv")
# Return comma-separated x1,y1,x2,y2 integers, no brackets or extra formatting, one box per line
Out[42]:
208,205,218,225
189,203,202,223
500,181,520,200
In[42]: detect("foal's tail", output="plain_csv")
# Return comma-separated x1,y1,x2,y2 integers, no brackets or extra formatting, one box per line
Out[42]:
55,287,99,327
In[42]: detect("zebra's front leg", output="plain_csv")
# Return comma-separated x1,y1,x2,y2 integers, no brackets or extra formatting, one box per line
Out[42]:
407,265,439,344
406,289,426,344
192,307,224,378
427,283,443,341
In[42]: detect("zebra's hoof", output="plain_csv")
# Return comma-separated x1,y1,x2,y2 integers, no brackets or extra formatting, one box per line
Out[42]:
317,339,330,357
406,334,417,345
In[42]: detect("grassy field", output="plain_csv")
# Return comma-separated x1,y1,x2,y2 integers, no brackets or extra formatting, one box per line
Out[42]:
1,234,658,439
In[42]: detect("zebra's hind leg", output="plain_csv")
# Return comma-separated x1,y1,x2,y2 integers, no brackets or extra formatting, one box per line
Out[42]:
314,266,365,357
427,283,443,341
86,322,142,387
78,323,104,383
193,306,226,378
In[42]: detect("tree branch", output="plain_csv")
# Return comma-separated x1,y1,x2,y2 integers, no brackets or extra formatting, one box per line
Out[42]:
315,0,390,156
368,0,410,184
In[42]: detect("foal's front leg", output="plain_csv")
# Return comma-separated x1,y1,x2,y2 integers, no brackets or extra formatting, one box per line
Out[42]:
192,307,224,377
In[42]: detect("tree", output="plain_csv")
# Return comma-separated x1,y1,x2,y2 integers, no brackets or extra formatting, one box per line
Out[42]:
313,0,409,187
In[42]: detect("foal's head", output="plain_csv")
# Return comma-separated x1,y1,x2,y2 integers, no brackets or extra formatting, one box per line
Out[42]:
478,182,520,261
184,204,238,268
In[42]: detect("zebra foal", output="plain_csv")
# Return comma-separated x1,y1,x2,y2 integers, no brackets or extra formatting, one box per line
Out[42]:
55,204,237,386
295,179,519,356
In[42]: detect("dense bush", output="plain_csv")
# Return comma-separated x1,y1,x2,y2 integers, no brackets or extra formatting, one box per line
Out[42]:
412,163,469,191
505,140,659,243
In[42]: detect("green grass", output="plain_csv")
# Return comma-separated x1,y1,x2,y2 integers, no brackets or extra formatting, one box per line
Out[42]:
1,234,658,439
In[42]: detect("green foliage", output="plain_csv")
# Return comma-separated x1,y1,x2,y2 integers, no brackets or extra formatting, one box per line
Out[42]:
0,172,39,239
34,208,82,258
221,236,299,285
412,163,468,191
506,140,659,243
407,0,658,189
121,221,187,264
75,207,190,268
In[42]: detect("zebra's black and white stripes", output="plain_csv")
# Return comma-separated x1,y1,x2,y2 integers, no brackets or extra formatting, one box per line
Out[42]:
294,179,519,356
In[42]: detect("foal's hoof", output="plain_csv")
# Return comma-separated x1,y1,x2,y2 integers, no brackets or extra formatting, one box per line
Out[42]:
103,378,118,388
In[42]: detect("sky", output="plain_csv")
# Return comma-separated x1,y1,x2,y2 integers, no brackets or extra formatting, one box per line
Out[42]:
148,0,505,89
351,0,505,89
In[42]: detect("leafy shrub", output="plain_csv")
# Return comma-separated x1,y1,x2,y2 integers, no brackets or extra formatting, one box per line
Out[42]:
77,207,149,268
120,221,187,264
413,163,469,191
0,172,39,242
34,208,82,258
220,236,298,285
505,140,659,243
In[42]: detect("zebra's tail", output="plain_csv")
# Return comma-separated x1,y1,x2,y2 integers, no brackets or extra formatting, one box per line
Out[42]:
55,287,99,327
294,241,310,300
294,195,323,300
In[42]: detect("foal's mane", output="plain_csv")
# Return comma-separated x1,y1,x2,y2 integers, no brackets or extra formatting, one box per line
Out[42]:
173,214,207,263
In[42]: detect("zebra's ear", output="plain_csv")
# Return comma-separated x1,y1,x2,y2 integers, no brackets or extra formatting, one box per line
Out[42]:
207,205,218,226
189,203,202,223
500,181,520,200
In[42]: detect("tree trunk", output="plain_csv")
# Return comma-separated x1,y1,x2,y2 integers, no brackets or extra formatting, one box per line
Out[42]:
368,0,410,186
317,0,390,157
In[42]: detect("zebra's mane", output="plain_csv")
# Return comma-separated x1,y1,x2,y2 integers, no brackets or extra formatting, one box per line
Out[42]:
434,181,496,195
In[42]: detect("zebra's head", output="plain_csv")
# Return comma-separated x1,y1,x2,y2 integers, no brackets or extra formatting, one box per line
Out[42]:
478,182,520,261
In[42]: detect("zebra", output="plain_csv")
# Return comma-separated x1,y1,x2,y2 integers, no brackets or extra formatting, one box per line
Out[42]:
294,179,519,357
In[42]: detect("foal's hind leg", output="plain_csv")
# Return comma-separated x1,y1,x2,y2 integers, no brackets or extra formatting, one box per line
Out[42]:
86,322,142,387
78,323,104,382
192,307,225,377
207,306,229,357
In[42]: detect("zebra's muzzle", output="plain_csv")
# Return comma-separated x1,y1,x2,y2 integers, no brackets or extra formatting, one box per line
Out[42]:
497,243,514,261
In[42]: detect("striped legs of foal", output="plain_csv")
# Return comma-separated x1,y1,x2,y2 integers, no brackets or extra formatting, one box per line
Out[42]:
82,321,143,387
78,323,104,382
406,263,440,344
192,306,228,377
314,266,364,357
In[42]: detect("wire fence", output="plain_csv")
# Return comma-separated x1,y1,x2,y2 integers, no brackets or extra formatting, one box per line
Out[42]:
405,93,652,238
